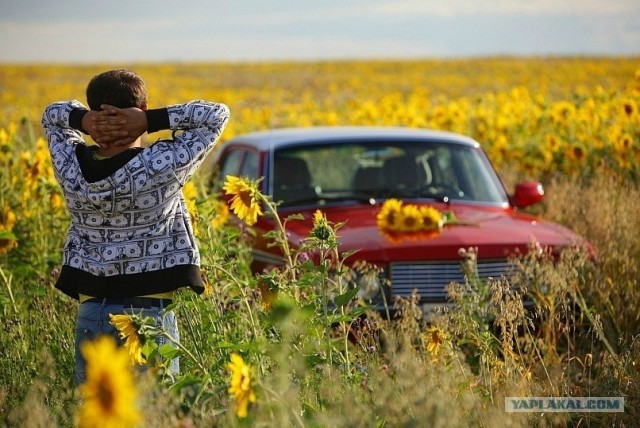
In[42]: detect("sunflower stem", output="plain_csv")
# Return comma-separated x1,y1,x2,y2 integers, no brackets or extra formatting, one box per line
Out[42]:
333,246,351,373
161,330,210,376
214,264,262,367
259,195,295,280
0,267,17,313
318,245,331,365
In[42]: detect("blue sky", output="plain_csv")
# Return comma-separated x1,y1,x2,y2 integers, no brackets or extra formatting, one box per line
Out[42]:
1,0,639,63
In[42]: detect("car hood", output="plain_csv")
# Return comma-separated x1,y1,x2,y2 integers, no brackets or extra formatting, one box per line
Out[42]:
280,202,588,262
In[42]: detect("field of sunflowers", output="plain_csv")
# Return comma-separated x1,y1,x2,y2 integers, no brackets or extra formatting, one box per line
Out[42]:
1,57,639,426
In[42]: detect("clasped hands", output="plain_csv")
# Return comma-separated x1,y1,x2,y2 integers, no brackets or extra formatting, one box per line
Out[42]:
82,104,148,149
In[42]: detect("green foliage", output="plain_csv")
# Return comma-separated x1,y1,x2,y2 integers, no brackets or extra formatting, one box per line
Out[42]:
4,171,639,426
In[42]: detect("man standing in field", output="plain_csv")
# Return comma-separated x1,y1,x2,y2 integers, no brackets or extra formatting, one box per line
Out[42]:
42,69,230,383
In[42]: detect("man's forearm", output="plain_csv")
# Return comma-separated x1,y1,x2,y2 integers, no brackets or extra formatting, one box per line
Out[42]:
69,107,168,135
42,100,86,130
167,101,230,134
146,108,169,133
70,109,89,133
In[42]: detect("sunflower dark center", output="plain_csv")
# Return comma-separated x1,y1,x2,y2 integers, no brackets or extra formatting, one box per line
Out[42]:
239,189,252,207
386,212,396,225
97,374,115,411
624,104,633,116
404,216,417,227
423,217,436,227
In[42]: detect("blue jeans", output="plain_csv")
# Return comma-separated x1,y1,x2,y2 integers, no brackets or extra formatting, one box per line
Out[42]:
75,298,179,384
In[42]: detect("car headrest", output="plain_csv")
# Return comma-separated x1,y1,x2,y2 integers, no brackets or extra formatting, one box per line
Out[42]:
273,157,312,187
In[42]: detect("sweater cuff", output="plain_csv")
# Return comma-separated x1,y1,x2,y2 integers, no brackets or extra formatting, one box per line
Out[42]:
69,109,89,133
146,108,170,133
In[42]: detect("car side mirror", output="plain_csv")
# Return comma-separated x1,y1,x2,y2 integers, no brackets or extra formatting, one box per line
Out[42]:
511,181,544,208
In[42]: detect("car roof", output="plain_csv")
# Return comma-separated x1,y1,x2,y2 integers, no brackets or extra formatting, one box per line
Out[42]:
225,126,480,151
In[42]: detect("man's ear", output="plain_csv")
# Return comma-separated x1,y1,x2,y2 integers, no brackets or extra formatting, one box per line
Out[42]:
140,102,148,111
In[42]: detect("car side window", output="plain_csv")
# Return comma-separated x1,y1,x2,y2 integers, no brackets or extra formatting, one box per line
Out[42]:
240,151,259,179
220,149,243,179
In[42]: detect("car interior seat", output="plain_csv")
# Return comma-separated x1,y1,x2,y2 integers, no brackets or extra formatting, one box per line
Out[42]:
351,167,383,194
382,156,425,191
272,157,317,205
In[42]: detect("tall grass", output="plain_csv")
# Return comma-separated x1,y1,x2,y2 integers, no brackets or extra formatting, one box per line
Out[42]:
543,176,640,340
1,173,638,426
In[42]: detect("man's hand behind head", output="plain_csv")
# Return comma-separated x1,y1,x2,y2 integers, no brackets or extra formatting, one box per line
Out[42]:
84,104,148,149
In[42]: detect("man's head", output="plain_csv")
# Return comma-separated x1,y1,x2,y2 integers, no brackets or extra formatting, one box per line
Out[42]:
86,69,147,111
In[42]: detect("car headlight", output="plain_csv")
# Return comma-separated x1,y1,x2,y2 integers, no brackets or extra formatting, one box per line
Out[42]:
356,270,382,301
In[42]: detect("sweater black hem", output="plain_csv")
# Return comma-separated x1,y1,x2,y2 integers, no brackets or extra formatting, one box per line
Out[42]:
55,264,205,300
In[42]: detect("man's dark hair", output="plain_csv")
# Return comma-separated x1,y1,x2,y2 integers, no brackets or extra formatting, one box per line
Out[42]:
86,69,147,110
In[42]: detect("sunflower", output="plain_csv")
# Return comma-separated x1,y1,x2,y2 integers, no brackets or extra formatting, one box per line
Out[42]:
0,206,18,255
49,192,65,211
550,101,576,125
376,199,403,232
424,326,445,356
210,198,230,230
1,205,17,231
203,279,214,297
312,209,324,227
399,204,422,232
614,152,632,170
109,314,146,365
183,181,198,213
419,206,443,231
78,335,140,428
311,209,332,240
227,353,257,418
565,144,587,163
223,176,263,226
0,232,17,255
543,133,562,153
615,133,634,152
622,99,637,118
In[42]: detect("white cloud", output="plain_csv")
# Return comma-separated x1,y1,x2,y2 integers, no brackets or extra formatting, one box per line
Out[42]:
0,20,179,62
1,19,179,38
371,0,639,17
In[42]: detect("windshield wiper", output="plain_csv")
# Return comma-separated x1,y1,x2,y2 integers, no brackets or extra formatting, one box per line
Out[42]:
281,194,376,207
279,195,322,206
420,192,451,203
377,188,454,204
315,194,377,205
327,194,378,204
412,185,464,204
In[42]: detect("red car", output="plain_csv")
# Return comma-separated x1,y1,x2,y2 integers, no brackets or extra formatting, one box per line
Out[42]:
211,127,588,312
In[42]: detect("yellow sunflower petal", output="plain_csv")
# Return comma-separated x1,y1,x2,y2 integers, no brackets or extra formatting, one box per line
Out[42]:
227,353,257,418
399,204,422,232
109,314,146,365
79,336,140,428
223,176,263,226
377,199,403,232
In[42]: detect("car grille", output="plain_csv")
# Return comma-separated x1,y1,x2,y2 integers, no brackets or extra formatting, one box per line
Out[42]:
389,260,512,302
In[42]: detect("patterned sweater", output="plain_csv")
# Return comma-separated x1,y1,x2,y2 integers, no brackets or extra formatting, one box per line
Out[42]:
42,100,230,299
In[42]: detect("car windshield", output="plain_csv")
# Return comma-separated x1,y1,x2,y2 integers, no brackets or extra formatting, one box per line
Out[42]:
271,140,508,207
